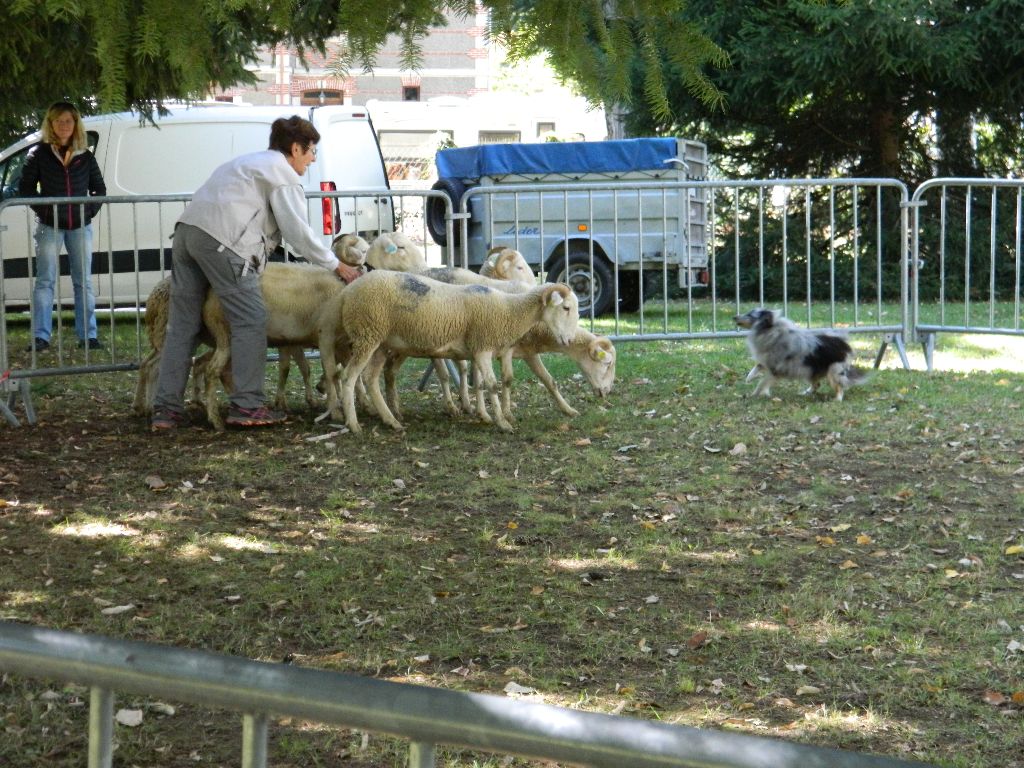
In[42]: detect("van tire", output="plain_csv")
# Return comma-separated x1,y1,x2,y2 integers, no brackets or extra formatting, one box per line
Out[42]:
426,178,466,247
546,244,616,317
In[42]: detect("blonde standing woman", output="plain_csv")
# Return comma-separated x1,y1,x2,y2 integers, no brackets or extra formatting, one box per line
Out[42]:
18,101,106,352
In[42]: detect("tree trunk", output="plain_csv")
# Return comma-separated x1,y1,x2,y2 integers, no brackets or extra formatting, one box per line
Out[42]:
935,107,977,177
868,106,901,179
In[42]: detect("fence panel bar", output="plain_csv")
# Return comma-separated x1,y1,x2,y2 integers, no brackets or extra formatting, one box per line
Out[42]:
87,685,114,768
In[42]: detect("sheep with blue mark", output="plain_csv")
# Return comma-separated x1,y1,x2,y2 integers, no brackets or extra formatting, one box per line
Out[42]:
317,269,579,433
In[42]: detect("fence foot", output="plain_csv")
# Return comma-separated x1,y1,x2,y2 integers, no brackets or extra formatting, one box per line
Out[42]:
874,333,911,371
920,333,936,372
417,359,461,392
2,378,36,427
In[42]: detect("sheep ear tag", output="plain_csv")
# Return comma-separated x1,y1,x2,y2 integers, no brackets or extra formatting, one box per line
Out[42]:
596,349,607,360
385,243,398,254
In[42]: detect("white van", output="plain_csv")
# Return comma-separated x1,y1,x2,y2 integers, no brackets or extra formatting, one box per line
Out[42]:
0,104,392,307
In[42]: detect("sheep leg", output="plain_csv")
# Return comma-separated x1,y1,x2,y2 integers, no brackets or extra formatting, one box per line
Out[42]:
457,360,473,413
364,349,404,430
203,331,231,431
133,348,160,415
273,346,315,411
430,359,462,417
474,352,512,432
498,349,516,424
523,353,579,417
384,353,407,419
340,343,379,433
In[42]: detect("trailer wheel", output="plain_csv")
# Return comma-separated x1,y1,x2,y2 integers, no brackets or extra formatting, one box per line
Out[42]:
426,178,466,247
547,245,616,317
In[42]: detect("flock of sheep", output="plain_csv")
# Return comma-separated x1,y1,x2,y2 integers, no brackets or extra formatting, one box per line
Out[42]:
133,232,617,434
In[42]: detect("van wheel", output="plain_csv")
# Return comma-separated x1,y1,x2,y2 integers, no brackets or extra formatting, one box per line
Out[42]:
547,245,616,317
426,178,466,247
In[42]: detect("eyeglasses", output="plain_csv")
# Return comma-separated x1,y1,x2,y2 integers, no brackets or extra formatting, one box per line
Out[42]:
308,146,318,159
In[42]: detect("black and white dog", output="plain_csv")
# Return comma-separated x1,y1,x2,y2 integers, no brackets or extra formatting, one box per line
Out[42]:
733,308,868,401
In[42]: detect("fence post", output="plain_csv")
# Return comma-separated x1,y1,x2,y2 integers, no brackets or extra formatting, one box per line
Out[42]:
87,686,114,768
408,740,436,768
242,712,269,768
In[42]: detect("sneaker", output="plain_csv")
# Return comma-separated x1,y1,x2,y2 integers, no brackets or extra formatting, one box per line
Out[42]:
78,338,104,350
226,404,287,427
25,338,49,352
150,408,184,431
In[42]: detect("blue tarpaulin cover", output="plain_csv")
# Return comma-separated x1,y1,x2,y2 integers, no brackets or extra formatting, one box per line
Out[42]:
435,138,678,180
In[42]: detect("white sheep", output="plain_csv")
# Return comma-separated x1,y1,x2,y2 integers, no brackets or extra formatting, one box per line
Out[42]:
365,230,427,272
318,270,578,433
369,249,612,420
480,246,535,286
134,233,367,429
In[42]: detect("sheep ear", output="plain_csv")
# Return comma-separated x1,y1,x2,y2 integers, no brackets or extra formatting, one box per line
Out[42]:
548,288,564,307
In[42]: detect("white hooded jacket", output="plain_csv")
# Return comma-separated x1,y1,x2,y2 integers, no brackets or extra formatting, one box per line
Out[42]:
178,149,339,274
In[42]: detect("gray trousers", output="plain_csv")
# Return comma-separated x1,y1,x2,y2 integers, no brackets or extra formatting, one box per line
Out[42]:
153,223,268,413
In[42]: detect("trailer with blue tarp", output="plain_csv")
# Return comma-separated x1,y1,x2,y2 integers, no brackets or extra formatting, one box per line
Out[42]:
427,138,709,315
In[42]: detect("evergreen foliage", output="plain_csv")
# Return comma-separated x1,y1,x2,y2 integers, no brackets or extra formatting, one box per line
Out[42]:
623,0,1024,185
0,0,723,145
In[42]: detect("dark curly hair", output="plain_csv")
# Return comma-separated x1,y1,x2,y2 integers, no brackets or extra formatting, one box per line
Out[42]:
268,116,321,155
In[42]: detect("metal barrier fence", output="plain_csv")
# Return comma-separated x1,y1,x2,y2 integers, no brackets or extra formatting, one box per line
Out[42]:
0,188,452,426
0,620,932,768
456,178,912,369
4,177,1023,426
910,178,1024,369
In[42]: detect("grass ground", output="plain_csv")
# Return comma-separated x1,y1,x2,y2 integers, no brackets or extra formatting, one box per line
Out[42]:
1,319,1022,767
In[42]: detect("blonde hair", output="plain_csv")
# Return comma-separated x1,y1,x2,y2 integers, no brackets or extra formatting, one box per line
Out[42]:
41,101,87,151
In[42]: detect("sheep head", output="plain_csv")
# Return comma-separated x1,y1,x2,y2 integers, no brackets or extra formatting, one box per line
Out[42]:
581,336,616,397
367,231,427,272
483,247,534,287
331,233,370,268
539,284,579,347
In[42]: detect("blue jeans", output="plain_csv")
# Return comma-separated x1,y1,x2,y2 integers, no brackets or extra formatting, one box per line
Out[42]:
31,223,97,342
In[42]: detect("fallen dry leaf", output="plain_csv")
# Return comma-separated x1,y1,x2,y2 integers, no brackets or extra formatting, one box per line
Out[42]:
687,631,709,649
982,690,1006,706
838,560,859,570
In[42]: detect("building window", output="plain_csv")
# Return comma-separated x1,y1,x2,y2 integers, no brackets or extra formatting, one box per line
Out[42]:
300,89,343,106
478,130,521,144
214,95,235,103
536,121,556,138
402,85,421,102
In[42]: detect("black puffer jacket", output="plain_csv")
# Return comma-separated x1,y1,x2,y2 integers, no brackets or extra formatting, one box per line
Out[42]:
18,142,106,230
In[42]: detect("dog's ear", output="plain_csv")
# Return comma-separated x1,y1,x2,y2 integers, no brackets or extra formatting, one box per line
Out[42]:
755,308,774,327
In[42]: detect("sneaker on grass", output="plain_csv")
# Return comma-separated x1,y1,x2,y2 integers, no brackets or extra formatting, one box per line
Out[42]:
150,408,185,431
225,405,287,427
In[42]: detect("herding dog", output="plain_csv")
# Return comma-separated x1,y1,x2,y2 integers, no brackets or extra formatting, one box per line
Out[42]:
733,308,868,401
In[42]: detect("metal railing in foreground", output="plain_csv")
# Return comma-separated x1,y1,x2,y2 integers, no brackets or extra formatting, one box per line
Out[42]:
0,620,932,768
